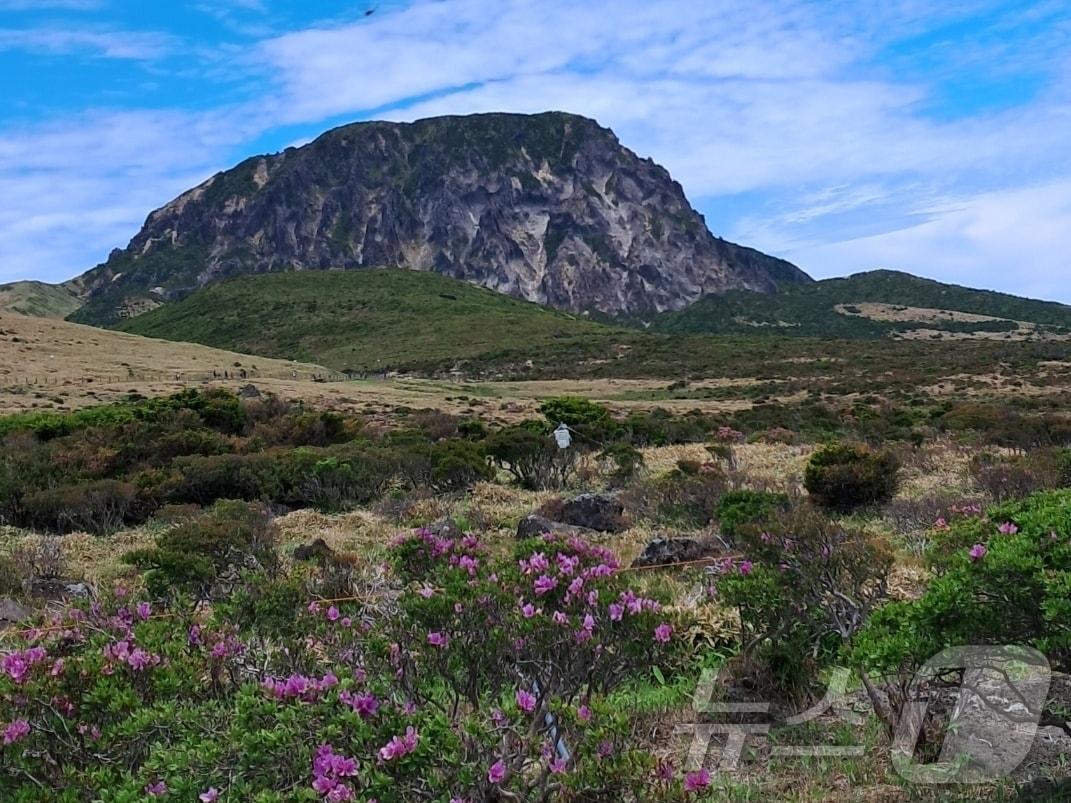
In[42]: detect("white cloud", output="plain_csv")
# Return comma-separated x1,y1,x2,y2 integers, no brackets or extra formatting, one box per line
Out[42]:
0,27,175,59
0,107,263,283
784,180,1071,301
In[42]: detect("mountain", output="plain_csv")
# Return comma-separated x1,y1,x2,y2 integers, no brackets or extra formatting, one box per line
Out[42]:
650,270,1071,340
66,111,808,325
0,281,81,319
115,269,615,374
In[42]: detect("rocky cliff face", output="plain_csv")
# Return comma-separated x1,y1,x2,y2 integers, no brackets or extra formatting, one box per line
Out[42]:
68,112,810,325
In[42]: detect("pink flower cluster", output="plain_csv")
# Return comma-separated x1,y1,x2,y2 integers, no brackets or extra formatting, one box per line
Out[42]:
338,689,379,719
715,425,745,443
2,719,30,746
261,672,338,702
515,689,537,713
683,767,711,791
312,743,359,801
2,646,47,684
102,640,161,673
378,726,419,762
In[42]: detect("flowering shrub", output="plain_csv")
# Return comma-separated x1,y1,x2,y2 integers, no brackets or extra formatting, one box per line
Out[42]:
708,505,892,696
854,490,1071,676
1,525,701,801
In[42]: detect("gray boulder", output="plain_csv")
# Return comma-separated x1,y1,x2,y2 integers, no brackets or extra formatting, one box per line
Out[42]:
631,537,723,568
0,597,31,624
516,514,592,541
293,538,335,562
424,518,464,539
559,493,626,533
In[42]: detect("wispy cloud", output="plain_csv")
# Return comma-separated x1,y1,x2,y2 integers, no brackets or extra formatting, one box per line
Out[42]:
787,179,1071,301
0,27,175,59
0,106,263,283
0,0,103,9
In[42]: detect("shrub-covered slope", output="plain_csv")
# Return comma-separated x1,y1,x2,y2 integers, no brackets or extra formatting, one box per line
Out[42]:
116,269,613,373
651,269,1071,338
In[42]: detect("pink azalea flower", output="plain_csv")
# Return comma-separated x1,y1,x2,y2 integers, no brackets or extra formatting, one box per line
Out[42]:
969,543,987,562
654,623,673,643
378,727,419,761
340,690,379,719
427,631,450,648
136,601,152,621
488,760,507,784
608,603,624,622
534,574,558,596
998,521,1019,535
577,704,592,723
516,689,537,713
683,768,711,791
199,789,220,803
2,719,30,745
738,560,754,576
520,602,538,618
145,780,168,797
557,553,579,575
326,606,340,622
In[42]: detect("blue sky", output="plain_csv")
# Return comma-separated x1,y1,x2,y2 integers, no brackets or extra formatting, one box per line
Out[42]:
1,0,1069,300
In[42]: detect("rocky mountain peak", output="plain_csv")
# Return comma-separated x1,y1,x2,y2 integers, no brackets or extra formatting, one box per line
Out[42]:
68,111,810,325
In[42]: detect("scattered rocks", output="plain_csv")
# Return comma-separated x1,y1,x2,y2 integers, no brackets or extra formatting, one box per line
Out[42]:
424,518,464,539
558,493,626,533
631,536,724,568
63,582,91,599
237,384,262,399
515,514,592,541
27,579,92,601
293,538,335,562
0,597,31,624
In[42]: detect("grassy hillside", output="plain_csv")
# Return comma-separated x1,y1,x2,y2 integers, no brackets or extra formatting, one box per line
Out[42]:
0,280,82,318
651,270,1071,338
116,269,614,373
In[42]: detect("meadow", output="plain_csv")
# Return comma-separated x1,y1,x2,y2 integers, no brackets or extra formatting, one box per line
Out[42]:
1,385,1069,801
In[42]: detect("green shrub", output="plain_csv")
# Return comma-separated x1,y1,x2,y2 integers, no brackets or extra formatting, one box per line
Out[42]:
426,439,493,491
124,500,279,598
20,479,141,534
803,442,900,511
622,408,710,447
621,465,727,528
712,505,893,697
969,449,1060,501
539,396,619,442
598,442,645,484
163,453,285,506
854,489,1071,677
715,490,790,537
484,422,578,490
